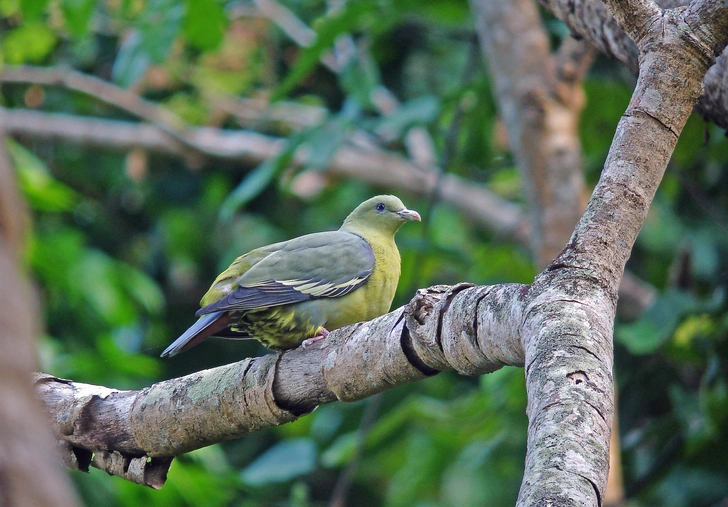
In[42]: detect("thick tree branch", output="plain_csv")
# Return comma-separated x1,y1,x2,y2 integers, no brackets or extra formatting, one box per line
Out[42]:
36,283,526,485
538,0,728,130
601,0,661,45
515,1,728,505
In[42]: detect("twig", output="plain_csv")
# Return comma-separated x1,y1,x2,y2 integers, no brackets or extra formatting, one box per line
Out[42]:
0,65,250,159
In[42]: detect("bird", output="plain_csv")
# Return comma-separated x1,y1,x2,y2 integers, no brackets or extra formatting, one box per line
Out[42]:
160,195,420,357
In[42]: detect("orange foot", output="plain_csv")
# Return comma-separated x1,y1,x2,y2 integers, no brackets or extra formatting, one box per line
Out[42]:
301,328,330,349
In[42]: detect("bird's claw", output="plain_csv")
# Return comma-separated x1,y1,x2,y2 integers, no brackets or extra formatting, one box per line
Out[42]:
301,328,330,348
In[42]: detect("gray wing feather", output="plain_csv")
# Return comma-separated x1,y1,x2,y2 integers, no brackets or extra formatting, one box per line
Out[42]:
197,231,373,315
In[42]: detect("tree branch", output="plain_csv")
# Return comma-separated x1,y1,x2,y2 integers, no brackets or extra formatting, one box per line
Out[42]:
515,2,728,505
36,283,525,485
538,0,728,130
601,0,661,45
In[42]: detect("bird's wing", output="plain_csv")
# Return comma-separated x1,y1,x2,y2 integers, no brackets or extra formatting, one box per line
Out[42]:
196,231,374,315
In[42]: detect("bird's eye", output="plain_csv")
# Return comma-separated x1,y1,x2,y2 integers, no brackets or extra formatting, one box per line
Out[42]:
375,203,385,212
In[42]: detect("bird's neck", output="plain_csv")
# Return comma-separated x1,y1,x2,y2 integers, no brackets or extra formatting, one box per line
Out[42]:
339,222,400,242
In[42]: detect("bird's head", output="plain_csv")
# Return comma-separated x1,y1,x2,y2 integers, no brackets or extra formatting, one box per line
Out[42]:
340,195,421,236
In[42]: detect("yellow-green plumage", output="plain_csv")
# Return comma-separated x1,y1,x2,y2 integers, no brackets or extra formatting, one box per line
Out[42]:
161,195,420,356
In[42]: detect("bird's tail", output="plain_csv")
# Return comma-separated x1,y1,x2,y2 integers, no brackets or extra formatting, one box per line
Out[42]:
160,311,233,357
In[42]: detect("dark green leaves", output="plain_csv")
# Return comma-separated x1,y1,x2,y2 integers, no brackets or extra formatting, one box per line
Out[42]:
271,1,376,101
60,0,96,38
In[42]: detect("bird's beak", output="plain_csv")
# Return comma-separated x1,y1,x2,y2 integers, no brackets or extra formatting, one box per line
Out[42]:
397,208,421,222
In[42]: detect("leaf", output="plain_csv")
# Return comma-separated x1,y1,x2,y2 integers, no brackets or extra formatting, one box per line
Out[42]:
6,138,77,212
138,0,184,62
300,111,356,171
219,132,308,220
184,0,226,51
338,50,381,107
271,0,373,101
118,264,165,315
320,432,357,467
240,439,317,486
375,95,440,141
616,289,697,354
19,0,49,19
60,0,96,39
112,31,152,88
1,22,56,64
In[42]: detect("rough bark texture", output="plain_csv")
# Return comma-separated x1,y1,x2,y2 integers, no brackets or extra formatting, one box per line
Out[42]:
538,0,728,130
35,283,526,484
471,0,590,268
515,1,728,505
0,136,80,507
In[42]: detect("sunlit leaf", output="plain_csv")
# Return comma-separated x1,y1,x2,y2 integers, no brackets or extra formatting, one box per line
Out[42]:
184,0,226,51
1,22,56,63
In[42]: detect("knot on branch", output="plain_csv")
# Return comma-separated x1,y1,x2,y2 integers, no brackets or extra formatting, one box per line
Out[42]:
404,283,524,376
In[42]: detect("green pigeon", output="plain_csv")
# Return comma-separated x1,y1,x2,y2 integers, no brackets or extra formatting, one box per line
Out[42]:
161,195,420,357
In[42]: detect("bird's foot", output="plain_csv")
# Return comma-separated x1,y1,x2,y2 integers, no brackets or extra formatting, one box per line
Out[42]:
301,328,330,349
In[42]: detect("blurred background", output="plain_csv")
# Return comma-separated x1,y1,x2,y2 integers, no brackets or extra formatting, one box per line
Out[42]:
1,0,728,505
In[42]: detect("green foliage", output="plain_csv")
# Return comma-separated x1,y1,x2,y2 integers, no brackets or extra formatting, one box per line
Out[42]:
1,21,56,63
4,0,728,505
112,0,185,87
183,0,226,51
60,0,96,39
241,438,318,486
7,139,77,211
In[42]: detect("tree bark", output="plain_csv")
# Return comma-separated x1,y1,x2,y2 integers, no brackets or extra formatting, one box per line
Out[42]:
471,0,591,268
0,134,80,507
35,283,526,484
538,0,728,130
516,1,728,504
